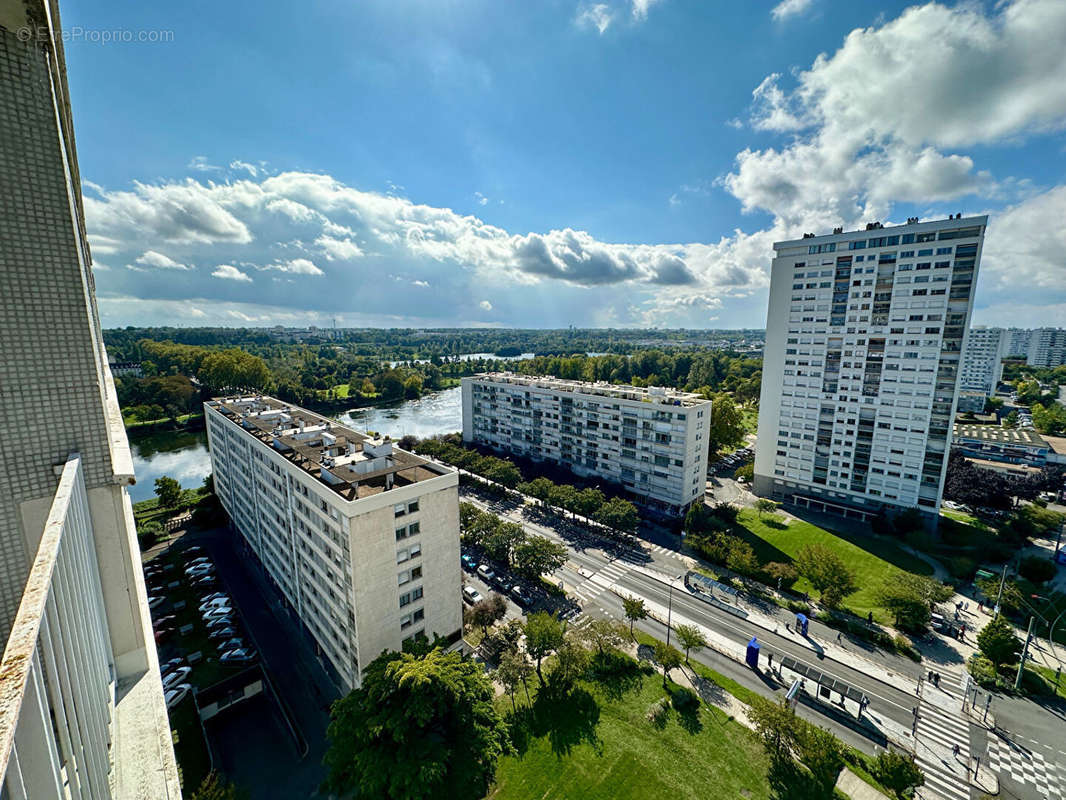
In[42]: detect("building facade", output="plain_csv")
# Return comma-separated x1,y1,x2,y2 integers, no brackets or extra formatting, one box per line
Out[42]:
1003,328,1032,359
0,0,180,795
462,373,711,514
1026,328,1066,368
952,423,1049,468
957,326,1005,413
204,396,462,691
754,216,986,519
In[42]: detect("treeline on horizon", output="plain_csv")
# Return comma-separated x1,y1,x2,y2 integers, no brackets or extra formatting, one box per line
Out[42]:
108,329,764,419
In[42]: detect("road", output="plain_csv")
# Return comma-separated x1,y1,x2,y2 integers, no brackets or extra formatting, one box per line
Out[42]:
462,490,922,754
973,691,1066,800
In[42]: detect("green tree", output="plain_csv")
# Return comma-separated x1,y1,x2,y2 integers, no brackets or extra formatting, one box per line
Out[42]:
653,640,683,688
594,497,640,535
513,536,568,581
708,393,746,455
496,650,532,712
622,595,648,636
976,614,1022,673
403,374,423,398
137,520,163,551
673,624,707,663
794,544,857,609
873,750,925,799
154,475,182,509
468,594,507,637
524,612,566,684
578,618,627,656
874,573,953,632
754,498,779,518
359,377,376,396
482,521,527,567
794,723,845,795
573,487,606,519
323,647,509,800
726,538,760,576
191,772,242,800
747,696,797,761
551,635,590,688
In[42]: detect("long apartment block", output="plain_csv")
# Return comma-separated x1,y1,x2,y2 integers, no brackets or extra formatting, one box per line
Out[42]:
958,326,1005,412
754,215,986,519
462,373,711,514
205,395,461,691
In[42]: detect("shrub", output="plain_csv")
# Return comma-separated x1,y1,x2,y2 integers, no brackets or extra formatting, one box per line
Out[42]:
948,556,977,580
787,600,810,614
893,635,919,661
1019,556,1057,584
671,686,700,713
968,655,997,688
734,463,754,482
646,697,670,727
137,520,163,550
987,542,1015,563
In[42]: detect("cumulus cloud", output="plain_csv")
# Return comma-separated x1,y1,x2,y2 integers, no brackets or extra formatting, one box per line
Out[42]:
770,0,813,22
315,235,364,261
131,250,191,271
630,0,661,20
575,3,614,34
262,257,324,276
980,186,1066,294
229,160,258,177
212,264,252,282
479,300,493,311
187,155,221,172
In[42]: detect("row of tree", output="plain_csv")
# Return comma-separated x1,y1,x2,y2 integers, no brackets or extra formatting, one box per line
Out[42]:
459,502,568,579
944,451,1063,513
518,477,641,535
413,437,524,487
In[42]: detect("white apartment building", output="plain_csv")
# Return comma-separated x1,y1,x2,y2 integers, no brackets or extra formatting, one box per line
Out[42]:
754,216,986,520
1004,328,1032,359
1026,328,1066,368
462,374,711,515
957,326,1005,412
204,396,461,691
0,1,180,796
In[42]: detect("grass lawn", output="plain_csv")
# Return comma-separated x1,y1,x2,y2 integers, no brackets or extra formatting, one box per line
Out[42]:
731,509,933,622
488,667,771,800
741,405,759,435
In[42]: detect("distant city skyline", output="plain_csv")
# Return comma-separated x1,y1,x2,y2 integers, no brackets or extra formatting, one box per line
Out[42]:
68,0,1066,330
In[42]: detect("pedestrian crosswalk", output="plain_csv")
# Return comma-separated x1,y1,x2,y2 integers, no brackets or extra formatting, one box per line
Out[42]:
571,560,629,604
646,543,675,555
913,671,971,800
986,734,1065,799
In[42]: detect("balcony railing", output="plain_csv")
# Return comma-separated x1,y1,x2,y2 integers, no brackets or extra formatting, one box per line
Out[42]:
0,455,114,799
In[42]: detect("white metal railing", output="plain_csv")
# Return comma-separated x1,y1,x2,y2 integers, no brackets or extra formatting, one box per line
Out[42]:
0,455,115,799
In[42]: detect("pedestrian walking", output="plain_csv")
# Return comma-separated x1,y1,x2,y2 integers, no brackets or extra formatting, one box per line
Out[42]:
836,632,842,643
952,743,960,758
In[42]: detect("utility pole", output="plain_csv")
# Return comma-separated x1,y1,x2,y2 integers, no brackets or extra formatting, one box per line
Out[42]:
1015,616,1035,690
665,573,681,648
993,562,1008,616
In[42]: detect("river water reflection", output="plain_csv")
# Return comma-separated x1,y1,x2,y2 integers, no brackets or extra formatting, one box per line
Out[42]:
128,387,464,500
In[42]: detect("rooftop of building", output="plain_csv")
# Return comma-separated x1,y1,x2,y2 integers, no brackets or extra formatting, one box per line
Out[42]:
775,213,988,249
952,422,1048,448
206,395,451,502
1042,435,1066,455
467,372,709,407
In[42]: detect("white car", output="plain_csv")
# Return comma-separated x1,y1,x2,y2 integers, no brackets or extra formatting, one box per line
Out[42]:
202,605,233,621
162,666,191,689
198,597,230,613
185,565,214,578
462,585,484,605
165,684,191,709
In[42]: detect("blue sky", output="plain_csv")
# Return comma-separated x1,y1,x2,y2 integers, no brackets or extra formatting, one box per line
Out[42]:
66,0,1066,329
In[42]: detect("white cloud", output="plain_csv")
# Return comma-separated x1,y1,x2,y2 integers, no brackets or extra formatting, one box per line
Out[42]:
770,0,813,23
479,300,493,311
474,192,489,206
576,3,613,34
630,0,661,21
980,186,1066,294
187,155,221,172
262,257,324,276
132,250,191,271
412,280,430,288
229,160,259,177
212,264,252,282
315,235,364,261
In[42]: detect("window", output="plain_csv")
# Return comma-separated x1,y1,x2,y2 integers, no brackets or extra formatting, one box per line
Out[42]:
408,500,419,513
394,503,407,518
411,566,422,580
396,526,408,541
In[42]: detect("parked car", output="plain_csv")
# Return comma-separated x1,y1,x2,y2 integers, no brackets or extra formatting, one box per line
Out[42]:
185,565,214,578
202,606,233,621
220,648,256,664
160,657,185,675
461,554,476,571
190,575,217,588
462,586,484,605
208,626,239,640
201,591,227,603
185,545,204,556
198,597,230,613
148,596,165,610
509,585,531,606
165,684,191,709
187,557,211,567
477,564,497,583
152,614,176,629
206,615,235,631
154,627,174,644
162,666,192,689
217,638,246,653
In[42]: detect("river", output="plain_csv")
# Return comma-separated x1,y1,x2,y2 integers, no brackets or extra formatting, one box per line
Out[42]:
127,386,464,502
